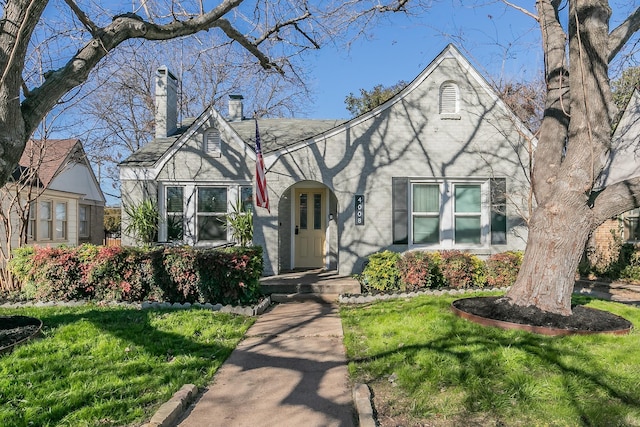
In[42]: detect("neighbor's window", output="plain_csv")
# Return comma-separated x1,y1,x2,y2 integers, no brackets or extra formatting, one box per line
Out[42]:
79,205,90,238
439,82,459,115
240,186,254,212
55,202,67,239
166,186,184,241
27,202,36,240
624,208,640,241
197,187,227,241
39,201,52,240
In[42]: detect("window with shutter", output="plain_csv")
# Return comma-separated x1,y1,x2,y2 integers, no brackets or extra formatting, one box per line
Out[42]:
439,82,459,115
396,178,505,248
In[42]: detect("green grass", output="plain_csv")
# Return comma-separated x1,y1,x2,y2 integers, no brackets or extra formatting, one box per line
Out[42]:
0,305,254,427
341,292,640,426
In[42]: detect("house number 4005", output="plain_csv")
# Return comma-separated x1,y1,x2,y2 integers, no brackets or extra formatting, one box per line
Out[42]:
355,195,364,226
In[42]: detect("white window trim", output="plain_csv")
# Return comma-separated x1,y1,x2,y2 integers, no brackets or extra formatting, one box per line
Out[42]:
439,81,461,119
408,179,490,250
158,182,252,246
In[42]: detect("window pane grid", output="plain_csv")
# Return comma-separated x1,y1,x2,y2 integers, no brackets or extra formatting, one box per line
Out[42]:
197,187,228,242
454,184,481,244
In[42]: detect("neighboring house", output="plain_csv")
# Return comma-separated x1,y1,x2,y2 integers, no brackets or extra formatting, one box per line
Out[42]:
120,45,533,276
1,138,106,253
590,88,640,263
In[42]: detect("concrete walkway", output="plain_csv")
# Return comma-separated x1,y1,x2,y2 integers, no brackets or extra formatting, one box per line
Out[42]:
175,297,356,427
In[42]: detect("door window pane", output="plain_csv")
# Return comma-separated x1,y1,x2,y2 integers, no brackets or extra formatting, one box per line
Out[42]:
299,193,308,230
313,194,322,230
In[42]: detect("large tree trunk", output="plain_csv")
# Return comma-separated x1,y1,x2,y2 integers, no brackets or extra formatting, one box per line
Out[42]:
505,0,615,316
506,199,593,316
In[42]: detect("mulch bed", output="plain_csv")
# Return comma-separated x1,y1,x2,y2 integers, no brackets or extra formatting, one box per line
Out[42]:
453,296,633,334
0,315,42,354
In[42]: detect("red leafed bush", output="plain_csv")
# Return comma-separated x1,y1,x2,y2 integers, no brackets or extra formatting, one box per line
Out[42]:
10,244,263,305
397,251,442,291
438,250,486,289
485,251,523,288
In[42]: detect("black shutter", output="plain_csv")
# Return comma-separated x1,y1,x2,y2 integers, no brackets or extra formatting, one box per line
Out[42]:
392,177,408,244
490,178,507,244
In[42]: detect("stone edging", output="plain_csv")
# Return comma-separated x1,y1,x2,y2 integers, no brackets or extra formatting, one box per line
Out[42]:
338,286,510,304
0,296,272,317
141,384,198,427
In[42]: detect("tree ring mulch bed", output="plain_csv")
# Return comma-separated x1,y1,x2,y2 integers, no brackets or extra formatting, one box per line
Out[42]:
452,296,633,336
0,315,43,355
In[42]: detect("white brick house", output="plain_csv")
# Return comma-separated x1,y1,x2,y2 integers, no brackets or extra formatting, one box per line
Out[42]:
119,45,533,276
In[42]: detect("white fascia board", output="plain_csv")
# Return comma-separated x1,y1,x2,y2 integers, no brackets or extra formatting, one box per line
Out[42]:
266,44,535,166
133,106,255,181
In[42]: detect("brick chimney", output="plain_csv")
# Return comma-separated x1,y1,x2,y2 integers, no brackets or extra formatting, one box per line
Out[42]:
155,66,178,138
228,95,244,122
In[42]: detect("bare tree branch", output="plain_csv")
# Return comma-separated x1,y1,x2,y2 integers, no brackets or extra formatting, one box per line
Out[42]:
591,177,640,221
500,0,539,22
62,0,100,36
609,6,640,61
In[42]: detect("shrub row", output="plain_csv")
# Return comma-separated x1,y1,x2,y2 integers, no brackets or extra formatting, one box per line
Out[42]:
9,245,264,305
359,250,522,293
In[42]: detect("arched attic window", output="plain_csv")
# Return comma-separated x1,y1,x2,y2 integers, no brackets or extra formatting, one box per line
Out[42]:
204,127,221,156
439,82,460,116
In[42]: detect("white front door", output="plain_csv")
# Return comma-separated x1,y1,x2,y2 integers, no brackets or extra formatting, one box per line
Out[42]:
294,189,325,268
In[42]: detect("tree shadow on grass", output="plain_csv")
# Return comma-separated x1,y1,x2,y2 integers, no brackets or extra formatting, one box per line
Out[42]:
344,296,640,426
0,306,251,427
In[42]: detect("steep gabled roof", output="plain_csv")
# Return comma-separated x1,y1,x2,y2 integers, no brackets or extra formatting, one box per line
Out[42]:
120,44,534,173
18,138,80,188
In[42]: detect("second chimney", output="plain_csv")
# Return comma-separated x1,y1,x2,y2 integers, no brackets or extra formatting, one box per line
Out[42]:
228,95,244,122
155,66,178,138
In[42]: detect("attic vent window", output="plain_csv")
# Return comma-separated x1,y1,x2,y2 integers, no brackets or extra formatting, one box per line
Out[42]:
439,82,460,118
204,128,221,156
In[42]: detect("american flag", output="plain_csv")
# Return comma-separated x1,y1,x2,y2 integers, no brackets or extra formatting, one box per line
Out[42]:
255,119,270,212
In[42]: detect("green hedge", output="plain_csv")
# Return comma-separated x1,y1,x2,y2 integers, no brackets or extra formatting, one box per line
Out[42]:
9,244,263,305
359,250,523,293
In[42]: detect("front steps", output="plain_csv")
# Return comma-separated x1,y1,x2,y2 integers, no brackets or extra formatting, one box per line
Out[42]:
260,269,361,302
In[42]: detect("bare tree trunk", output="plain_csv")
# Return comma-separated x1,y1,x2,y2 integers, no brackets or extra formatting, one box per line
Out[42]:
506,197,593,315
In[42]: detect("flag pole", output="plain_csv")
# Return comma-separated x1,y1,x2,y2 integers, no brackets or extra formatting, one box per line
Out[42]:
254,116,270,213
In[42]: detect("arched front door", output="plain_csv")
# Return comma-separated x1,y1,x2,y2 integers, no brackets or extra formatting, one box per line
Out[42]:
294,188,326,268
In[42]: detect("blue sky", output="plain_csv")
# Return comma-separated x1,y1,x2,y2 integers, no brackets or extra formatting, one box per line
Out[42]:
305,2,542,119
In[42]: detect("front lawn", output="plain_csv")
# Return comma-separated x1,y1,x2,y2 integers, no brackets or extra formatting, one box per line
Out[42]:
341,292,640,426
0,305,254,427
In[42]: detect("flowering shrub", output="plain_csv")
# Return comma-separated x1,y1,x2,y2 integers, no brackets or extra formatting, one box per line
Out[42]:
9,244,264,305
198,247,263,305
359,251,401,292
397,251,443,291
485,251,523,288
433,250,486,289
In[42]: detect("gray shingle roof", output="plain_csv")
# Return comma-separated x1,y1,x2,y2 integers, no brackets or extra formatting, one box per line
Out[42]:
229,118,346,154
119,117,345,167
